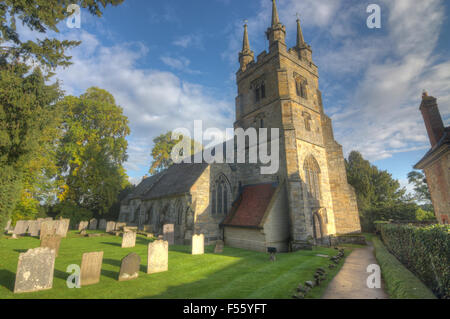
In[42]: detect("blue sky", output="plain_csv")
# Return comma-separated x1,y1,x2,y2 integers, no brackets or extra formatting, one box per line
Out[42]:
30,0,450,188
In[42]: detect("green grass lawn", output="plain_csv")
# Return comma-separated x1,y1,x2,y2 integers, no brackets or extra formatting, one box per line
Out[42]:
0,231,348,299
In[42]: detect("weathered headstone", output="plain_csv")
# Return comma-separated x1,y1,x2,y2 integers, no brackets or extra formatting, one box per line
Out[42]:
5,219,11,231
99,219,107,230
55,219,70,237
147,240,168,274
192,234,204,255
14,247,56,293
28,220,41,237
78,221,89,231
124,226,138,232
89,218,98,230
106,221,116,233
121,231,136,248
13,220,29,236
40,221,56,240
40,235,62,257
115,222,126,231
118,253,141,281
214,240,224,253
163,224,174,245
80,251,103,286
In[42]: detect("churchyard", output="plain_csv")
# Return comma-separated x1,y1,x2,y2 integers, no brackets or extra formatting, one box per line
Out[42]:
0,227,351,299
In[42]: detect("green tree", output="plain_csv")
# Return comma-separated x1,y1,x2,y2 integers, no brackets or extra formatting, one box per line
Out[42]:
149,132,200,175
407,170,432,203
57,87,130,215
0,0,124,72
0,0,126,233
0,63,61,231
345,151,411,231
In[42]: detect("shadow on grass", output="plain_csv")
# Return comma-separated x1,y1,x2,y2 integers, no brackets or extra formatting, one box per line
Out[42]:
54,269,69,281
13,249,28,254
0,269,16,292
100,242,121,247
103,258,121,267
101,269,118,280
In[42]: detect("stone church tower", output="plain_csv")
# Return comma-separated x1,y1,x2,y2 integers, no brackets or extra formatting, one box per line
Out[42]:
234,0,361,249
119,0,361,252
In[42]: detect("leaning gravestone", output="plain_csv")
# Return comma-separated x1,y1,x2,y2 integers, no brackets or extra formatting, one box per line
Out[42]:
14,247,56,293
214,240,224,253
78,221,89,231
163,224,175,245
147,240,168,274
28,220,41,237
5,219,11,231
106,221,116,233
89,218,98,230
99,219,107,230
13,220,29,236
40,235,62,257
55,219,70,237
80,251,103,286
40,221,56,240
192,234,204,255
121,231,136,248
118,253,141,281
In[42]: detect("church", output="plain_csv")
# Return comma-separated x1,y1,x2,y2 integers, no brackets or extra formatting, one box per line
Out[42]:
118,0,362,252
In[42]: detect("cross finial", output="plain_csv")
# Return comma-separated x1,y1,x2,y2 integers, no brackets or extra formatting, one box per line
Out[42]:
243,19,248,26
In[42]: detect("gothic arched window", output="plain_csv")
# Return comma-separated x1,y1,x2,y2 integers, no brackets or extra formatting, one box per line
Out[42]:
304,156,321,201
211,175,231,216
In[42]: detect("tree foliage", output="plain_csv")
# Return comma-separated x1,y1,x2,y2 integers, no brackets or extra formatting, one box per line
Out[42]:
57,87,130,215
0,0,124,71
407,170,432,203
0,62,61,231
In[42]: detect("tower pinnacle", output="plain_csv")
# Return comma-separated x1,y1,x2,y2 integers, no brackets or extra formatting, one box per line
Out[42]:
239,23,254,72
266,0,286,48
271,0,280,26
296,18,305,47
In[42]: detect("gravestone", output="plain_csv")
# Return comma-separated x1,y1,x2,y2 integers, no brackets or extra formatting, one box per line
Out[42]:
163,224,174,245
118,253,141,281
88,218,98,230
115,222,126,231
80,251,103,286
13,220,29,236
55,219,70,237
40,221,56,240
5,219,11,231
28,221,41,237
78,221,89,231
124,226,138,232
106,221,116,233
147,240,168,274
121,231,136,248
192,234,204,255
99,219,107,230
214,240,224,253
40,235,62,257
14,247,56,293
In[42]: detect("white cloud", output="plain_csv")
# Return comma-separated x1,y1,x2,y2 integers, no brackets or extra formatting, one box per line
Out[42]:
173,33,204,49
55,31,233,179
160,56,201,74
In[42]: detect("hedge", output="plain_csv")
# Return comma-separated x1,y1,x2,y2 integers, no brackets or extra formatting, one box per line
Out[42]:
372,237,436,299
379,223,450,299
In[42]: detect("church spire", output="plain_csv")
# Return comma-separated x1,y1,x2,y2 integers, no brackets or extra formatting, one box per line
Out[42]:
296,18,305,47
271,0,280,26
239,23,254,72
242,23,250,52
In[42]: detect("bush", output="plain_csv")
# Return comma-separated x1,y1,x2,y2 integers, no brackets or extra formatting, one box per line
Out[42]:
372,237,436,299
53,202,93,229
379,223,450,299
362,202,420,232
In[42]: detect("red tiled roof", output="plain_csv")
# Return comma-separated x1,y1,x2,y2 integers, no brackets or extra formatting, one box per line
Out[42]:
222,183,277,228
